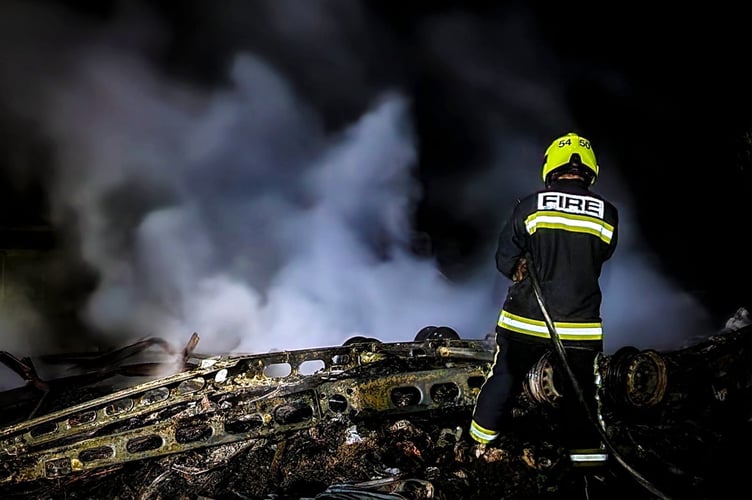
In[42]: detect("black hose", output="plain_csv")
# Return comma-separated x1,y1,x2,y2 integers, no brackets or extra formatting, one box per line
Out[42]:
524,252,671,500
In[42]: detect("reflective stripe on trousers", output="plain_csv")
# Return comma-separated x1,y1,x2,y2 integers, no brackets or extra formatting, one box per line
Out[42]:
498,310,602,342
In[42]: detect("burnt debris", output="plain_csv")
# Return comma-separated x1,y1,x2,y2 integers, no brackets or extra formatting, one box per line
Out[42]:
1,314,751,499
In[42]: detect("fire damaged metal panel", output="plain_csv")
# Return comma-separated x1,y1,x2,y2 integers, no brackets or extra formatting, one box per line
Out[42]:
322,367,482,417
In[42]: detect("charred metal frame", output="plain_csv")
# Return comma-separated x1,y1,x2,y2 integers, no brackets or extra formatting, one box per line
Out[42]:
0,337,493,485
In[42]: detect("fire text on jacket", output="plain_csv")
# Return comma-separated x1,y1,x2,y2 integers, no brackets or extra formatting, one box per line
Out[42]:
537,192,604,218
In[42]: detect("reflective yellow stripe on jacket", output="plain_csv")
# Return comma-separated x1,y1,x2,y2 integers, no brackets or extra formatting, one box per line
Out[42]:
498,310,602,341
525,210,614,244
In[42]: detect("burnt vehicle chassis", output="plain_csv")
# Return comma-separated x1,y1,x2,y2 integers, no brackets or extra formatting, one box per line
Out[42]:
1,321,751,499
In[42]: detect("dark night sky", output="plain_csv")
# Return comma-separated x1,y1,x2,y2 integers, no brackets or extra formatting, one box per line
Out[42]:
0,0,751,362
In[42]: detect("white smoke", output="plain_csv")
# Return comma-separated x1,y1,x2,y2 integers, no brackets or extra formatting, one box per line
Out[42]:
36,47,498,354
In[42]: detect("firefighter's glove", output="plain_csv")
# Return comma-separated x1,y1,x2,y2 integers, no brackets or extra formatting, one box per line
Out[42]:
512,257,527,283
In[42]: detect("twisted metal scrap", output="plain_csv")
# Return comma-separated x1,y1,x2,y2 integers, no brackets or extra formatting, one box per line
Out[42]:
0,337,493,486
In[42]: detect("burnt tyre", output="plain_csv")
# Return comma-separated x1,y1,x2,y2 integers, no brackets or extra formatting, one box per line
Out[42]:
414,326,460,341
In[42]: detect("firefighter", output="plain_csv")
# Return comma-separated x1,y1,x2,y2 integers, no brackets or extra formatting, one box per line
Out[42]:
469,132,619,468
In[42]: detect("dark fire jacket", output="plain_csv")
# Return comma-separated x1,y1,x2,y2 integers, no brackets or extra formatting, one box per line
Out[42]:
495,177,618,345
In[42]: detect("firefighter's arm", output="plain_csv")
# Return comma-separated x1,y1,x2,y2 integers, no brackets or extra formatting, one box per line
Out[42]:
495,202,527,279
605,206,619,260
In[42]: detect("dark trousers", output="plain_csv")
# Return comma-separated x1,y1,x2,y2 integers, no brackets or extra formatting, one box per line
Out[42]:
472,328,550,435
472,327,602,450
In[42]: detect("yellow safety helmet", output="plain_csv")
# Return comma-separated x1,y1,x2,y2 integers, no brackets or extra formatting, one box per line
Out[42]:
541,132,599,186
